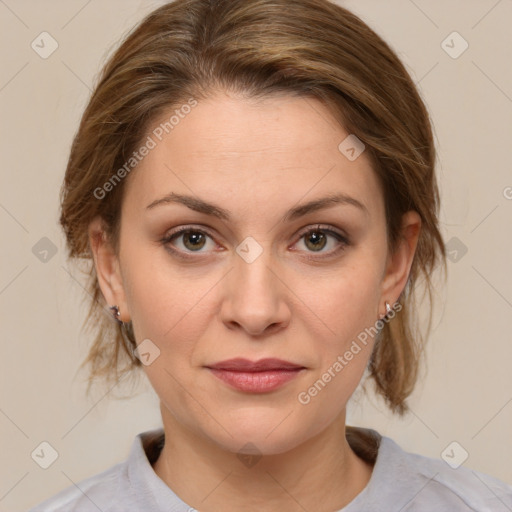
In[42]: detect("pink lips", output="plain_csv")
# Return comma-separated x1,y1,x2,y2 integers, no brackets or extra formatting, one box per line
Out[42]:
206,358,305,393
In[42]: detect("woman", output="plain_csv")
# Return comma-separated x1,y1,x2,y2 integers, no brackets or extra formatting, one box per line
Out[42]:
29,0,512,510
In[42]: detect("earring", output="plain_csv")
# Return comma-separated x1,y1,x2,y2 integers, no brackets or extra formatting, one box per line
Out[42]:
380,301,392,320
109,305,123,325
109,305,136,352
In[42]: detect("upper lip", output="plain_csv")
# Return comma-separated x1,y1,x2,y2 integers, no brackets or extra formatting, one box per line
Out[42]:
206,358,304,372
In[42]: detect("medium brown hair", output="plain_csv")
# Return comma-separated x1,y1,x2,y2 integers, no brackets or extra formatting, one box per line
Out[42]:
60,0,446,415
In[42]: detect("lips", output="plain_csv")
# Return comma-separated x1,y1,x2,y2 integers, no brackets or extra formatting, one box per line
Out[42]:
205,358,304,372
205,358,305,393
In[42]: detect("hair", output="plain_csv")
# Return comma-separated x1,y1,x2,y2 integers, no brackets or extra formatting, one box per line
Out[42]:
60,0,446,416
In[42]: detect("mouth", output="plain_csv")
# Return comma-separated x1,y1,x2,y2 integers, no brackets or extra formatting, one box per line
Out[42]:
204,358,306,393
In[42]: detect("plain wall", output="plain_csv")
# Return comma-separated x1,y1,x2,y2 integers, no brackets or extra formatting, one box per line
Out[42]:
1,1,511,510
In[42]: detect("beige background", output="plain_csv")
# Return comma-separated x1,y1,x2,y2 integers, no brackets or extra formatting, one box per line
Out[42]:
1,0,511,510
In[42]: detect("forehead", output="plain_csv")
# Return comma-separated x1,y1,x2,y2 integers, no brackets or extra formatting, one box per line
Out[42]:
123,91,383,222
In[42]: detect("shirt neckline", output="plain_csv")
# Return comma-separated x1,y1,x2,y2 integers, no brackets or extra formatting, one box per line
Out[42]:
131,425,384,511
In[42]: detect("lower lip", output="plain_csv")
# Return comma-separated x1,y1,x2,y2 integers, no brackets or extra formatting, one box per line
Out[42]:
207,368,304,392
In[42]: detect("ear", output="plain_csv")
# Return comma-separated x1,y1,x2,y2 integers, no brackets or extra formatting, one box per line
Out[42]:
378,210,421,318
88,216,130,322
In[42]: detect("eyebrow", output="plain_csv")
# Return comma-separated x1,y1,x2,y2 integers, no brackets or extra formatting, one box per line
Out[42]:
145,192,369,221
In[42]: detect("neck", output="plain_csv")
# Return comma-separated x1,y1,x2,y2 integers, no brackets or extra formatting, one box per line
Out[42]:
152,408,376,512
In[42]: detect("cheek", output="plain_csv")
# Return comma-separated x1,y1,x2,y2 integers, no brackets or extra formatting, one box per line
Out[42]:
296,257,383,350
119,239,196,335
294,266,381,427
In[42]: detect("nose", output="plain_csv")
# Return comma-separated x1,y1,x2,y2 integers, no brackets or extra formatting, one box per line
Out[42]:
219,243,291,337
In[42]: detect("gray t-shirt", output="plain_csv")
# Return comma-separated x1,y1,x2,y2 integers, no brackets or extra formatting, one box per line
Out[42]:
28,427,512,511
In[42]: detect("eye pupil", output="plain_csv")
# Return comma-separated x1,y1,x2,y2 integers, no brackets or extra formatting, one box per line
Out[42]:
305,231,327,251
183,231,206,250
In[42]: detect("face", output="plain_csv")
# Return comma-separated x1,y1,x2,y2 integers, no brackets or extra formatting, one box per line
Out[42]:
92,91,419,456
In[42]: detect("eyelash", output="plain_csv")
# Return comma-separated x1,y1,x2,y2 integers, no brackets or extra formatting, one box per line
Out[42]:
160,224,350,262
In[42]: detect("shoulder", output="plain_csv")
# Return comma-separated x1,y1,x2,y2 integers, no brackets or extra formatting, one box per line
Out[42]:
27,462,123,512
27,429,165,512
364,433,512,512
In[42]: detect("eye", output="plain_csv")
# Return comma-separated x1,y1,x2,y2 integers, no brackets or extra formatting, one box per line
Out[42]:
161,226,216,256
292,224,349,257
161,224,350,261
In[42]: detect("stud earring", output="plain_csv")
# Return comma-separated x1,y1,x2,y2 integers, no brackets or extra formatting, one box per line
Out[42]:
109,305,123,325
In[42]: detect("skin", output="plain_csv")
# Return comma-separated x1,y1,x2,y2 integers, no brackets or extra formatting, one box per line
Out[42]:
89,90,421,511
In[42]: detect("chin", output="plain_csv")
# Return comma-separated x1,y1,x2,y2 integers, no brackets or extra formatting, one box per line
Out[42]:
217,430,305,457
202,409,316,457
